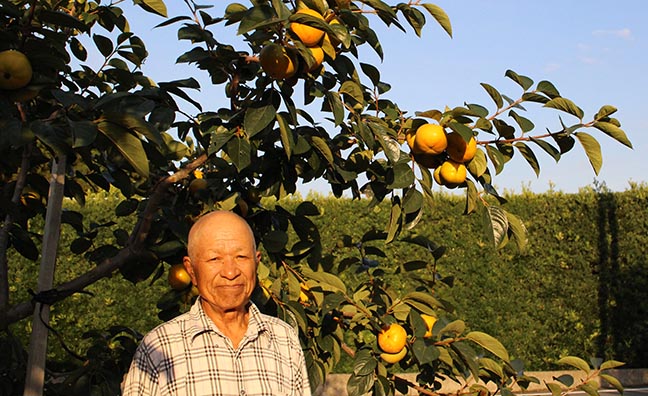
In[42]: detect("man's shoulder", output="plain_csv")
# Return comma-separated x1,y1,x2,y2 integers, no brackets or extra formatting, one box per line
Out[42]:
256,309,299,336
140,312,187,340
139,303,202,347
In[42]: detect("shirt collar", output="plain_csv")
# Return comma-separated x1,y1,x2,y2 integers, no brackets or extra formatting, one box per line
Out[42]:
183,297,269,343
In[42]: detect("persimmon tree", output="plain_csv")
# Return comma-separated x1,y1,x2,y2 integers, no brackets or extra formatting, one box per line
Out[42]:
0,0,631,395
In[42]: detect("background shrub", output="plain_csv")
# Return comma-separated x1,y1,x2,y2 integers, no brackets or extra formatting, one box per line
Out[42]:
7,184,648,370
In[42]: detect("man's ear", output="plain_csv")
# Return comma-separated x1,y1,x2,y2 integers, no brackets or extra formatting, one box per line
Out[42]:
183,256,197,284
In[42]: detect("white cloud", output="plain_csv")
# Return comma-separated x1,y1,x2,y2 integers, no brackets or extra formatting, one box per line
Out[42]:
579,56,599,65
592,28,633,40
543,63,561,73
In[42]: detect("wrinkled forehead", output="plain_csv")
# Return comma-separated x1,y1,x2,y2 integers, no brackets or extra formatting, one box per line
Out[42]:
187,211,257,256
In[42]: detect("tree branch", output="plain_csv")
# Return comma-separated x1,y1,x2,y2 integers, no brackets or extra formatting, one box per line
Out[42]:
0,143,32,326
4,153,209,327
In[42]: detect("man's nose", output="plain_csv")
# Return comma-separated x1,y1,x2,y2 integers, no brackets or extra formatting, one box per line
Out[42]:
220,257,240,279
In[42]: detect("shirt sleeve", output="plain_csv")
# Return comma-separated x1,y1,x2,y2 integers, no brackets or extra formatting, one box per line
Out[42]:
122,343,159,396
296,348,312,396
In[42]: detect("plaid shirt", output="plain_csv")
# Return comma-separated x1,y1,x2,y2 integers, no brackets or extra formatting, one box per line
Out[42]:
123,299,311,396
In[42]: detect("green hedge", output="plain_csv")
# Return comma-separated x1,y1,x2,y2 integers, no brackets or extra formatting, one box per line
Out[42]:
6,184,648,370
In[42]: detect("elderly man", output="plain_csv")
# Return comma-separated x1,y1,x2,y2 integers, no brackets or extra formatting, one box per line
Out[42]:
123,211,311,396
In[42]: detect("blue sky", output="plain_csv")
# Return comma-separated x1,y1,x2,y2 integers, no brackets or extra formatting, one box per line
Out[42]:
122,1,647,195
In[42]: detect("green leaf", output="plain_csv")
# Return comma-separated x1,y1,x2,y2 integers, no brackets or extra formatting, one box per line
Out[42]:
262,230,288,253
575,132,602,175
69,37,88,61
223,4,248,26
271,0,291,20
493,118,515,140
325,91,345,126
97,121,149,178
599,374,624,394
466,331,510,362
486,144,506,175
402,188,423,215
244,103,277,138
600,360,625,370
363,0,397,18
226,135,252,172
402,291,444,310
360,63,381,86
208,126,235,155
530,137,561,162
557,356,591,373
115,114,165,147
385,198,402,243
451,341,481,380
70,238,93,255
465,179,478,215
237,5,280,35
310,136,334,165
276,113,293,159
537,80,561,99
579,380,600,396
595,105,617,120
388,162,414,189
400,5,425,37
522,92,550,104
439,319,465,336
593,121,632,148
551,130,575,154
369,122,401,164
9,225,39,261
39,9,89,32
302,268,347,293
554,374,574,387
339,80,364,105
505,70,533,91
70,120,98,148
447,121,474,141
115,198,139,216
159,81,203,111
135,0,168,17
466,148,487,178
415,109,442,121
506,211,528,253
422,3,452,37
480,83,503,109
93,34,114,58
485,205,508,248
479,357,505,379
546,382,564,396
514,142,540,176
509,110,534,133
412,339,440,365
353,349,377,376
347,372,374,396
544,98,584,120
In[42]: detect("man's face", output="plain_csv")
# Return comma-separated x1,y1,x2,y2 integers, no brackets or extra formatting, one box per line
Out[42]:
184,212,260,316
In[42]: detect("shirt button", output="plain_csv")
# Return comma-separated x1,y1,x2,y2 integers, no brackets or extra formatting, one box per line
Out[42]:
240,390,246,396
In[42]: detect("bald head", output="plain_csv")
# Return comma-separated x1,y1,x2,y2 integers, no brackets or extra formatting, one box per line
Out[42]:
187,211,257,259
183,210,261,322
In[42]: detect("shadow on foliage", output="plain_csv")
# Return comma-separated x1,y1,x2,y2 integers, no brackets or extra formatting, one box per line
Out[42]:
594,186,648,367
